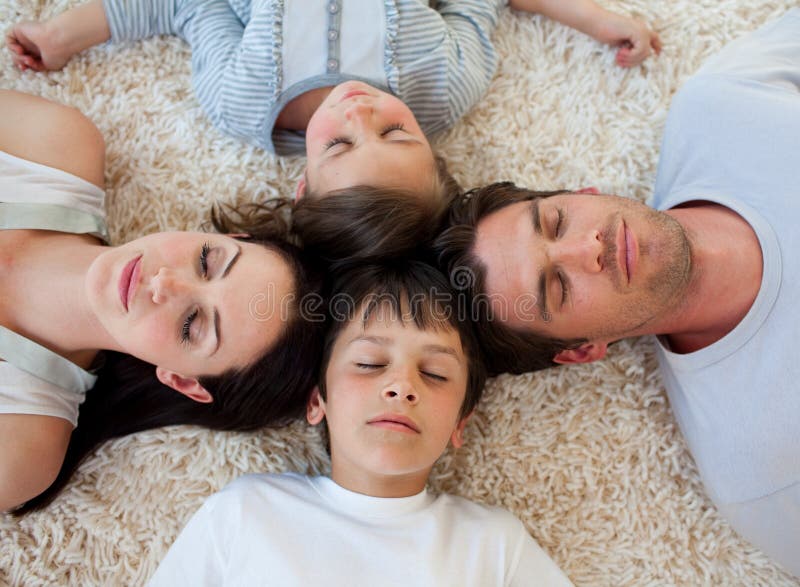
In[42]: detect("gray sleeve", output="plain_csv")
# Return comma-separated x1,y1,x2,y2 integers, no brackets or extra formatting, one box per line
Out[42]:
104,0,279,150
436,0,507,128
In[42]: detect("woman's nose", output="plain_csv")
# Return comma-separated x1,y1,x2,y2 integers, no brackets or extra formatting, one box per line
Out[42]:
150,267,191,304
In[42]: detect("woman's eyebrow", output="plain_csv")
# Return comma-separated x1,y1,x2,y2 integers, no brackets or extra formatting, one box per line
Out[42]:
210,244,243,356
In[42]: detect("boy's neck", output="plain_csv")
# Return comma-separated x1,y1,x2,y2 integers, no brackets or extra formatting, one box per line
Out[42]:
274,86,334,131
330,460,431,498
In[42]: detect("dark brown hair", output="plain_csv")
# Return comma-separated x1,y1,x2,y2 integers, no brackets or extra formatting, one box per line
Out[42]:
16,214,326,514
434,182,587,376
295,155,461,265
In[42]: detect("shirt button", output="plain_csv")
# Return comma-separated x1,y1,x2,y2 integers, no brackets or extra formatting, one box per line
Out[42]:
328,1,339,13
328,29,339,41
327,58,339,71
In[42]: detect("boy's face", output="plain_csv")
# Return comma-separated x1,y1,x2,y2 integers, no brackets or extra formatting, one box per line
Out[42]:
301,81,436,197
307,308,470,497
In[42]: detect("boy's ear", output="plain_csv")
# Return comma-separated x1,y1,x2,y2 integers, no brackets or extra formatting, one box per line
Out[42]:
553,342,608,365
450,412,472,448
295,172,307,200
306,386,326,425
156,367,213,403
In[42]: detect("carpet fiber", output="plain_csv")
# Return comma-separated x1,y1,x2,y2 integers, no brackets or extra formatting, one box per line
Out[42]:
1,0,798,585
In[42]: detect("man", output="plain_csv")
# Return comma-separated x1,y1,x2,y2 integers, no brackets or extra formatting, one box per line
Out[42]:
435,10,799,576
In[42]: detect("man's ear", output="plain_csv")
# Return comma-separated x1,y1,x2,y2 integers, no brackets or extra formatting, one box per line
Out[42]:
450,412,472,448
295,172,307,200
553,342,608,364
156,367,213,403
306,386,326,425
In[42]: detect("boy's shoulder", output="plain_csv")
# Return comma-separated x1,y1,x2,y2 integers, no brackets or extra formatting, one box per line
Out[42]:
429,491,528,535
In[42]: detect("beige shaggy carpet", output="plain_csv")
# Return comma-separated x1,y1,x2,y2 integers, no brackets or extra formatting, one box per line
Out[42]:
2,1,798,585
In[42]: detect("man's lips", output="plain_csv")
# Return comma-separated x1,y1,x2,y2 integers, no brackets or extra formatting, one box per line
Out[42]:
119,255,142,312
616,220,636,284
367,414,420,433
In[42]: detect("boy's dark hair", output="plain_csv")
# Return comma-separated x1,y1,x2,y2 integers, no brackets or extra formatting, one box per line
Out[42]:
434,182,587,376
295,155,461,264
15,210,326,515
317,260,486,420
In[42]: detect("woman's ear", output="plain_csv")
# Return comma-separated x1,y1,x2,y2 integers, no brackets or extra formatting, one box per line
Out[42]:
306,386,326,425
295,172,307,200
155,367,213,403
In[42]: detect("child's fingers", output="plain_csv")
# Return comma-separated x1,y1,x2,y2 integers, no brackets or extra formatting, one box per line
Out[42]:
651,31,663,55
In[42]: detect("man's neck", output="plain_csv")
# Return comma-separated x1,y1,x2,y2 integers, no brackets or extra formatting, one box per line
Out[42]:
656,202,763,354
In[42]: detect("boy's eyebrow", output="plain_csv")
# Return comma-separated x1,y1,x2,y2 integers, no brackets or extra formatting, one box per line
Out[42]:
348,336,462,361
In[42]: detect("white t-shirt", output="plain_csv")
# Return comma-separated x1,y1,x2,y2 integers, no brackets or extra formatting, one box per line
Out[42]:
148,473,573,586
0,150,107,427
651,9,800,575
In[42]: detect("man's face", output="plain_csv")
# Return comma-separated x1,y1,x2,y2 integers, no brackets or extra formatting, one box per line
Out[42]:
472,193,692,344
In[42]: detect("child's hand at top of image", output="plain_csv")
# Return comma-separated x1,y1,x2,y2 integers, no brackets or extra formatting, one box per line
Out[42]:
510,0,661,68
592,10,661,68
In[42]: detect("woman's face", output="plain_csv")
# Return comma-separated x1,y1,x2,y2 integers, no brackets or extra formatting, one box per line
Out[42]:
86,232,295,380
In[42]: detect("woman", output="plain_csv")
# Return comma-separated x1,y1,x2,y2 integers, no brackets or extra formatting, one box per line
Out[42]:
0,90,324,513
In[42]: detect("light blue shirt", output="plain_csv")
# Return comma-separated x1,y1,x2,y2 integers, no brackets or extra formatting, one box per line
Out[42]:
103,0,507,154
651,9,800,575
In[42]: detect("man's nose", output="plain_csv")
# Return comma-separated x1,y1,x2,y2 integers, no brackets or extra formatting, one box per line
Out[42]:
151,267,192,304
550,231,603,273
381,371,419,405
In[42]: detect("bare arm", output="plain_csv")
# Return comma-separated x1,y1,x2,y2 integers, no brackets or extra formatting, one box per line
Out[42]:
509,0,661,67
0,90,105,188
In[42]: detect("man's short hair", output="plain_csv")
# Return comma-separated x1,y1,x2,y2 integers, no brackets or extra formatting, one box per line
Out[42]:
433,182,587,376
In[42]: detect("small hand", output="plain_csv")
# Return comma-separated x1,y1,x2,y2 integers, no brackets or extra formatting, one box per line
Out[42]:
594,13,661,68
6,22,69,72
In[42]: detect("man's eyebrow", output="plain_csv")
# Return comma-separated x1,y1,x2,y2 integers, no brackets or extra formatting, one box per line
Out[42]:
210,244,242,356
531,199,543,236
531,199,548,317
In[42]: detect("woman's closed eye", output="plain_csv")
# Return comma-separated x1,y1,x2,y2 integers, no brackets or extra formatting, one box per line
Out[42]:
356,362,384,370
199,242,210,277
181,308,200,345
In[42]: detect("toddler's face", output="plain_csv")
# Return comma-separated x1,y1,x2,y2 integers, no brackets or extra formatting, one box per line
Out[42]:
308,304,470,497
303,81,435,196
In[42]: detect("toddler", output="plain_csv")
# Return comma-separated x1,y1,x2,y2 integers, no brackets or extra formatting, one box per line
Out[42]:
8,0,660,201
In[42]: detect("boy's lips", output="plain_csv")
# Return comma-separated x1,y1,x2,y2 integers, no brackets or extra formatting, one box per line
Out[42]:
367,413,420,433
119,255,142,312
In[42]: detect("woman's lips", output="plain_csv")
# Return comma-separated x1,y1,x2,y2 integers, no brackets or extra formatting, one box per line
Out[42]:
119,255,142,312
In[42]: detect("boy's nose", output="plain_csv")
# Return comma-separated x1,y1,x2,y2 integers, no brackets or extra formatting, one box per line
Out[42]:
382,377,419,405
151,267,191,304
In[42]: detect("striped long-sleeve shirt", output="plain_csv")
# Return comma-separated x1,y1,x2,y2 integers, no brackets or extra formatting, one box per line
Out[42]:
103,0,507,155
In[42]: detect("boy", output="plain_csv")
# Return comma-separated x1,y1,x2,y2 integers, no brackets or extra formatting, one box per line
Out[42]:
148,261,573,586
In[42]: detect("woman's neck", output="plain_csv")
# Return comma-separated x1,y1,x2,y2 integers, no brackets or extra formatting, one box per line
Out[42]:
274,86,334,130
1,232,118,367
